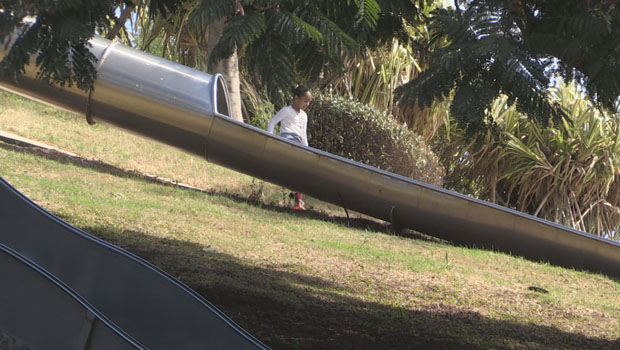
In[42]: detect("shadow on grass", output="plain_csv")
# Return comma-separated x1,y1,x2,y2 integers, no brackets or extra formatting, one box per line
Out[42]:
79,223,619,350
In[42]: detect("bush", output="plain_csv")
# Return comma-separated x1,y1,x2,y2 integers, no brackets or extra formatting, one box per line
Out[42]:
246,98,276,130
307,92,444,186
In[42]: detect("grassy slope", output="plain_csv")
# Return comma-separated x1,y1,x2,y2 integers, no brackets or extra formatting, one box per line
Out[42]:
1,91,619,349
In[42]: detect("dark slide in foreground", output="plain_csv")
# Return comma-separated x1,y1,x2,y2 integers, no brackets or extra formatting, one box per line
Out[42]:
0,177,268,350
0,243,145,350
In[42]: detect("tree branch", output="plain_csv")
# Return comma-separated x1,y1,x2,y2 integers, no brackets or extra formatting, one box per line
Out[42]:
106,3,135,40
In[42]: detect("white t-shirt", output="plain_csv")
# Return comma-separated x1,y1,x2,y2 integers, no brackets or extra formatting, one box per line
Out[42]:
267,105,308,146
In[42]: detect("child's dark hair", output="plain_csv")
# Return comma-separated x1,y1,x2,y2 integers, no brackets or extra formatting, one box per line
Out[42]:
293,85,309,98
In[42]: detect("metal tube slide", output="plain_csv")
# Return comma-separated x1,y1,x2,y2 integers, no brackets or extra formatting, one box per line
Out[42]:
0,178,268,350
0,33,230,158
1,33,619,282
0,243,146,350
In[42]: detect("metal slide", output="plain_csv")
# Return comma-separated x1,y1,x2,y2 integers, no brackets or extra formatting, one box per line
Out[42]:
0,178,268,350
0,243,146,350
1,30,619,347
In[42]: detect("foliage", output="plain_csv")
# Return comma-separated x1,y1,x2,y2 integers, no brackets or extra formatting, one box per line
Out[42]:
130,1,214,70
240,76,275,129
319,34,453,143
1,0,427,110
439,81,620,240
396,0,620,132
322,38,422,114
0,0,181,91
320,2,439,115
189,0,422,106
306,92,444,186
315,1,456,146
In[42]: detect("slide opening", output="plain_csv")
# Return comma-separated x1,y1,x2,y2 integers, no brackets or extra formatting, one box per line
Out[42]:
214,74,231,118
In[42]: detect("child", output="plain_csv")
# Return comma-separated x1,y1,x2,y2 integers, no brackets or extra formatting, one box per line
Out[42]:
267,85,312,210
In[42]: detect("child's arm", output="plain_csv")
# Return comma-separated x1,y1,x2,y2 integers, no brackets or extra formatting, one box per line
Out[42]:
301,116,309,146
267,108,287,134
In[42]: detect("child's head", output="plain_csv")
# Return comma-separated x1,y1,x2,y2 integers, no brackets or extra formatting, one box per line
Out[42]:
292,85,312,111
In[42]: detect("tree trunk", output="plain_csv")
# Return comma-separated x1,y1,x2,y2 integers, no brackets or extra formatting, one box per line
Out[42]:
208,18,243,122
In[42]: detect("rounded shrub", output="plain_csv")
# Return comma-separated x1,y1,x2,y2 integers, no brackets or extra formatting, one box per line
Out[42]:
307,92,444,186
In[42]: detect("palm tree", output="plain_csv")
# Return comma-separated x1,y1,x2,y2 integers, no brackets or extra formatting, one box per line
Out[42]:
439,80,620,240
190,0,421,108
396,0,620,133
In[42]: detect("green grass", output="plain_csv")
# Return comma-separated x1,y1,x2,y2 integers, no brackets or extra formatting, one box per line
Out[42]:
1,90,619,349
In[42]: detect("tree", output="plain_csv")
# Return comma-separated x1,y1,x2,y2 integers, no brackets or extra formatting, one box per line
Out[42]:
208,17,243,121
396,0,620,132
191,0,422,106
1,0,423,119
0,0,181,92
435,80,620,240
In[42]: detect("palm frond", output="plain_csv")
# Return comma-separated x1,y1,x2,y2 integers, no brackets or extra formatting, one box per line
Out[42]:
354,0,381,29
188,0,237,28
310,9,358,55
294,40,328,82
244,34,295,106
209,9,267,67
268,10,323,44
